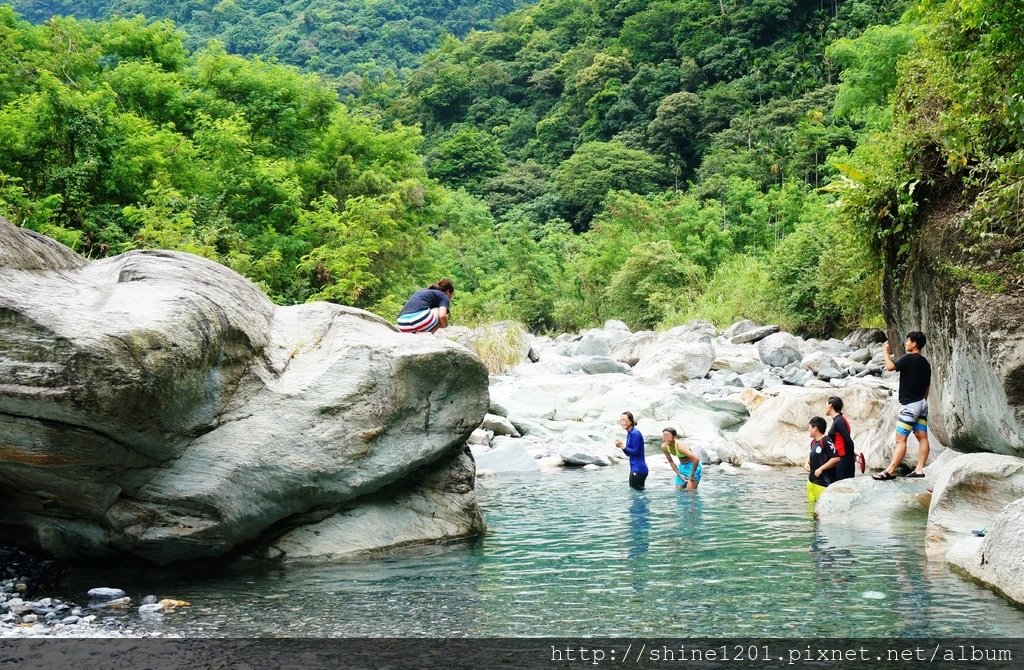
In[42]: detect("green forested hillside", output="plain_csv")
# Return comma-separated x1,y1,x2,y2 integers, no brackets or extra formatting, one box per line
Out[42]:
0,7,474,313
6,0,530,84
388,0,908,332
1,1,1020,334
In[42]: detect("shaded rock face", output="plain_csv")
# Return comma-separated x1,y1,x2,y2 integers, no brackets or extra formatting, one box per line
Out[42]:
946,497,1024,607
926,453,1024,559
265,447,483,563
0,218,489,564
883,203,1024,457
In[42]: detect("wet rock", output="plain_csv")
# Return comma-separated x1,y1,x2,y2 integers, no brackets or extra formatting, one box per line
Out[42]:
946,497,1024,606
816,475,931,524
87,587,126,601
926,453,1024,558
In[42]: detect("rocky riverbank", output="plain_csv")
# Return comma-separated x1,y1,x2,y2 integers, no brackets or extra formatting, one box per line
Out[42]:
448,318,1024,609
0,546,190,637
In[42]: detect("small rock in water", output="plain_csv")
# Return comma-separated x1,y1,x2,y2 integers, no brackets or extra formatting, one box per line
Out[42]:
78,615,97,625
141,595,159,605
92,596,131,609
157,599,191,609
87,587,127,601
60,615,80,625
21,613,37,623
138,603,165,615
862,591,886,600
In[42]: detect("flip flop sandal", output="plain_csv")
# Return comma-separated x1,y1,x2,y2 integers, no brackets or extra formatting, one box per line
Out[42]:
905,471,925,478
872,471,896,481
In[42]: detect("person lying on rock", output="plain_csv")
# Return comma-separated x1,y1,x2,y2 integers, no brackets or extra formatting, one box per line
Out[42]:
873,331,931,480
396,278,455,334
661,427,701,491
805,416,840,507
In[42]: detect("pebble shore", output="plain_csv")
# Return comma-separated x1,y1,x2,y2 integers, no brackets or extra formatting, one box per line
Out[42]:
1,546,185,638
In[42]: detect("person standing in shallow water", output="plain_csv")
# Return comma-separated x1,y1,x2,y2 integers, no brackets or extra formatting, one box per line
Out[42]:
825,396,856,481
614,411,648,490
396,279,454,334
873,331,932,480
661,427,701,491
805,416,840,507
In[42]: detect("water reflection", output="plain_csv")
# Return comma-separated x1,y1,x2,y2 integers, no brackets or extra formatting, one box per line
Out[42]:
627,492,650,561
56,466,1024,637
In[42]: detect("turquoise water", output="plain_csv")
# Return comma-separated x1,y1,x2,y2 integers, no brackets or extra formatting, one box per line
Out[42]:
62,466,1024,637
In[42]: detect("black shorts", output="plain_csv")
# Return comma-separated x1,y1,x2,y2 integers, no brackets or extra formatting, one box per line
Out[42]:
629,471,648,490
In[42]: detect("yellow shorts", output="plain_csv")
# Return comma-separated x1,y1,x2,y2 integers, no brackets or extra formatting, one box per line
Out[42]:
806,480,827,508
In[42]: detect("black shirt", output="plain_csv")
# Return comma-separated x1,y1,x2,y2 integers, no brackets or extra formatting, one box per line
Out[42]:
828,414,856,481
894,353,931,405
398,288,451,317
808,436,839,487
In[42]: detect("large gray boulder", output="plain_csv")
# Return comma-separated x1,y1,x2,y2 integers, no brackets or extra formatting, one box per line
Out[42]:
756,332,803,367
946,497,1024,607
926,453,1024,558
0,218,489,564
729,384,925,467
816,475,931,526
265,448,483,563
608,331,659,366
633,340,715,382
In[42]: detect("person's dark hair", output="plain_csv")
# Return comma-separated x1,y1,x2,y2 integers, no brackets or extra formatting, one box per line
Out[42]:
663,427,677,437
907,331,926,350
430,278,455,294
621,411,636,428
827,396,844,413
809,416,827,433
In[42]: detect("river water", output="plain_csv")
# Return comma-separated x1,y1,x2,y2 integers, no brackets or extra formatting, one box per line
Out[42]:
61,465,1024,637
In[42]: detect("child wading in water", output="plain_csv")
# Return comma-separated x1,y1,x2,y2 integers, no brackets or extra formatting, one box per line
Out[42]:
661,428,701,491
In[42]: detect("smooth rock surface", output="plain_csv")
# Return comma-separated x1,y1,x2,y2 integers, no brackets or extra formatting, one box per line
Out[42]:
730,385,925,467
946,497,1024,606
926,453,1024,558
266,448,484,562
0,217,489,564
816,475,931,525
756,332,803,367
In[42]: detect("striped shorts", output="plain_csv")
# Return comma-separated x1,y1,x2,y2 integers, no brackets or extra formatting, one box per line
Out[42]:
896,399,928,436
396,309,438,333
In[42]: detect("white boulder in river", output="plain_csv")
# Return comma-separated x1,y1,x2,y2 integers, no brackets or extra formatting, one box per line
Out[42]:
0,217,489,564
728,383,938,468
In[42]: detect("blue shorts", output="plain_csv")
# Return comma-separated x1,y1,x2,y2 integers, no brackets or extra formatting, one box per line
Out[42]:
675,461,702,486
896,400,928,437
